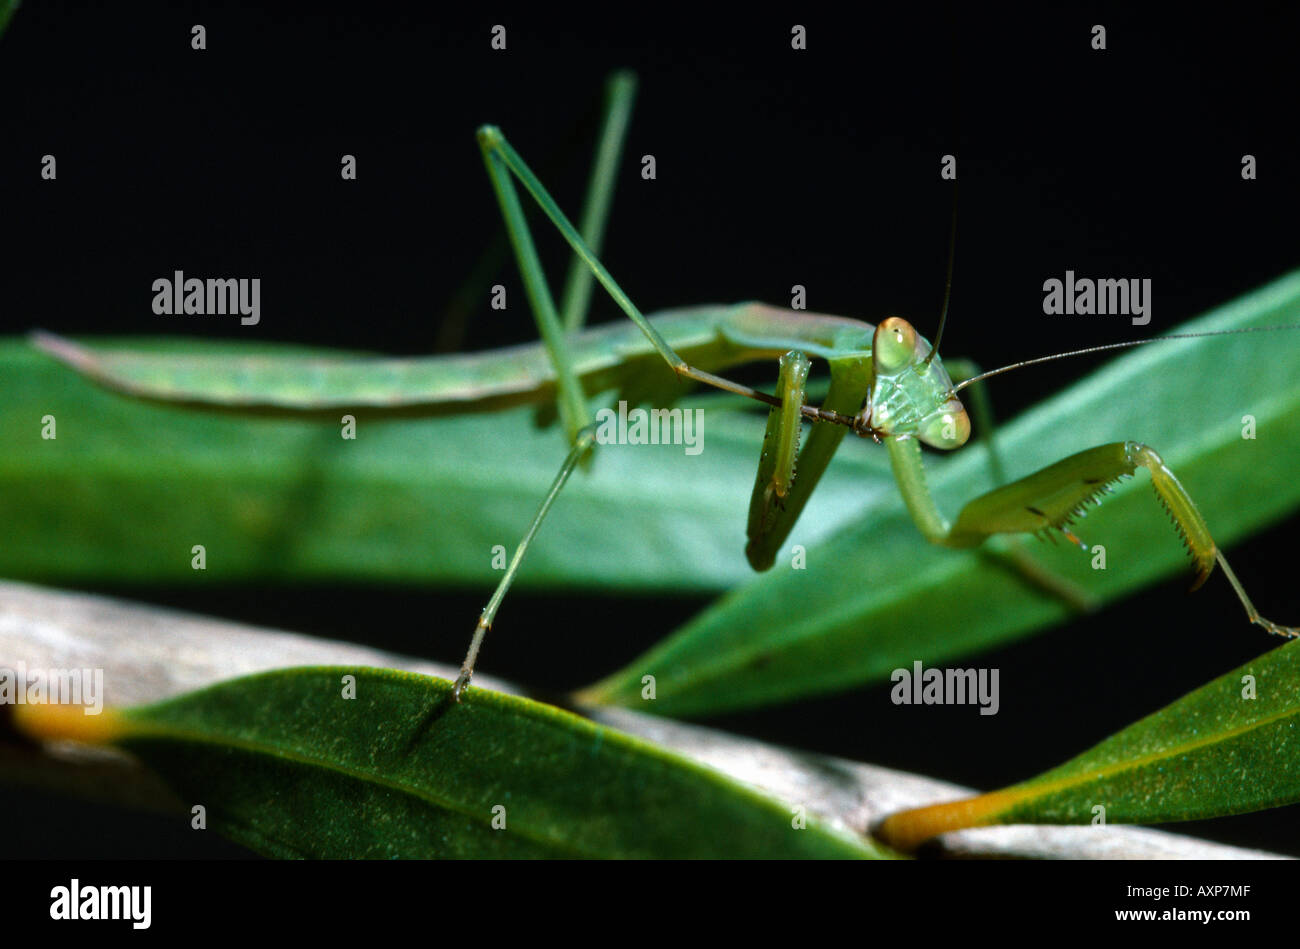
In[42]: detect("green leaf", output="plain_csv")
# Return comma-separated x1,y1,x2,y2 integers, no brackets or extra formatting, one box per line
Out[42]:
3,337,890,590
0,1,18,42
89,667,883,858
582,270,1300,716
876,639,1300,849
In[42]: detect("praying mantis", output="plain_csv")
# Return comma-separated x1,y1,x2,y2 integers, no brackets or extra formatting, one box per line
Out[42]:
29,73,1300,701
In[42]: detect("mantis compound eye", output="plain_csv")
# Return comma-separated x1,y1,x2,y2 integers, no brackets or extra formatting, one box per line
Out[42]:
918,399,971,450
873,317,919,373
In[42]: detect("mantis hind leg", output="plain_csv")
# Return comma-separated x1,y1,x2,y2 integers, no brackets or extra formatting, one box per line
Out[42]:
454,426,598,699
559,71,637,334
454,76,636,698
476,127,786,409
478,131,592,445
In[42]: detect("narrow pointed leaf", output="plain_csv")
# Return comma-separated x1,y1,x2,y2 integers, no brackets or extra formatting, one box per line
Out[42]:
10,667,884,858
1,337,887,589
876,640,1300,850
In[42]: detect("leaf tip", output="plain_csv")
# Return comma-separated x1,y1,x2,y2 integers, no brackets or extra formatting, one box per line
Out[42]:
30,330,97,373
875,788,1020,851
9,700,131,746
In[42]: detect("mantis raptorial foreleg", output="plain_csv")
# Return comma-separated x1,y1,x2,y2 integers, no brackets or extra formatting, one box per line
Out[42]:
745,354,869,570
746,351,813,566
888,433,1299,638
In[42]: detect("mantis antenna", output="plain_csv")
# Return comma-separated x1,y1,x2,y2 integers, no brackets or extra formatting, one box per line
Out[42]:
950,323,1300,395
920,181,958,369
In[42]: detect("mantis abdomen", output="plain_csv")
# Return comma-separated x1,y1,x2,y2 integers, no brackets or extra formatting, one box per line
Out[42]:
31,304,872,416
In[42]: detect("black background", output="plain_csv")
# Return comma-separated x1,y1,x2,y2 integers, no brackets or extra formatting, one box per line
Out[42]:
2,2,1299,859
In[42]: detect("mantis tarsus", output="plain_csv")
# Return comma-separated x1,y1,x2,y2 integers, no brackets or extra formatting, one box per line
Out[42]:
31,73,1300,701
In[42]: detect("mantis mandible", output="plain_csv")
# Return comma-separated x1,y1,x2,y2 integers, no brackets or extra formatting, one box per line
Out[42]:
30,73,1300,699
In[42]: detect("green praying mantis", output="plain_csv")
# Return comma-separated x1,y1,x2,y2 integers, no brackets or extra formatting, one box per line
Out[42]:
30,73,1300,700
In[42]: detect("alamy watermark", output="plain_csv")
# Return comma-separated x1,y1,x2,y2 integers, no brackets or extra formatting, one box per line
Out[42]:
50,879,151,929
1042,270,1151,325
152,270,260,325
891,660,999,715
594,400,704,455
0,662,104,715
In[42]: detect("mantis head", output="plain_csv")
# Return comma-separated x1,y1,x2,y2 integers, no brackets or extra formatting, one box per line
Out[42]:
857,317,970,450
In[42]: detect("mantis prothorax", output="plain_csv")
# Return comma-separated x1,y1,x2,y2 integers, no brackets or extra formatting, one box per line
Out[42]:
30,73,1300,701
